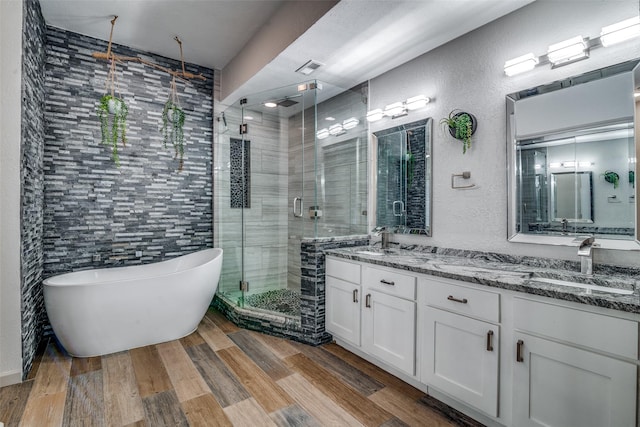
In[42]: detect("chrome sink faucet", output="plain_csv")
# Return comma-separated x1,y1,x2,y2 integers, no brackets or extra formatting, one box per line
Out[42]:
575,236,596,275
372,226,391,249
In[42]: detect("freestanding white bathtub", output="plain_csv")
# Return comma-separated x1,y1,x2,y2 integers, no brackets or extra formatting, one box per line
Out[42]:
43,248,223,357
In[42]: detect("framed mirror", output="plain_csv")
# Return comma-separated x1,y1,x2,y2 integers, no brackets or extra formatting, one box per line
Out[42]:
372,118,432,235
507,59,639,249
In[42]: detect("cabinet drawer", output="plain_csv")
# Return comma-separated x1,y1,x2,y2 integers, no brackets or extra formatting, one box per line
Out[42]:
420,276,500,323
513,297,638,359
362,265,416,300
326,257,361,284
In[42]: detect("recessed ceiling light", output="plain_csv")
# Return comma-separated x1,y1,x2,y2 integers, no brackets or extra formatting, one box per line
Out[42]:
264,101,277,108
325,116,335,121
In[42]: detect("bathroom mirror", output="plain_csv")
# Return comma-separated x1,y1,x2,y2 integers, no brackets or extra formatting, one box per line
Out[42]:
507,59,640,249
372,118,432,235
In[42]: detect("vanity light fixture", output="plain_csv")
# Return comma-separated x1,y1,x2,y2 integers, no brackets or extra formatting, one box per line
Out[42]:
383,102,406,118
317,116,362,140
600,16,640,47
328,123,345,136
504,53,539,76
560,161,594,168
342,117,360,129
316,128,330,140
506,16,639,77
366,109,384,122
366,94,431,122
547,36,588,66
405,95,431,110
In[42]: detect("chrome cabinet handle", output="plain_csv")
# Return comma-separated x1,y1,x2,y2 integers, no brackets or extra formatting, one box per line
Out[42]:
365,294,371,308
353,289,358,303
486,330,494,352
292,197,303,217
447,295,468,304
516,339,524,362
380,279,395,286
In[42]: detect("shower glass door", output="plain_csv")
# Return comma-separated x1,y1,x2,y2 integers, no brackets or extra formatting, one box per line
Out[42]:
215,82,319,317
214,80,368,318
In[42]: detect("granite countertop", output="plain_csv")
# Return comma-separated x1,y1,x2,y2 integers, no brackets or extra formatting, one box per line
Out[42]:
324,244,640,314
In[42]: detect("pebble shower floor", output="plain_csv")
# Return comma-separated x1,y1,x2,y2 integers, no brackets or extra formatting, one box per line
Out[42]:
243,289,301,317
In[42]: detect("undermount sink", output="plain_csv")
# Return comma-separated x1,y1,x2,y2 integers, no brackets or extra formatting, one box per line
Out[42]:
355,250,384,256
531,277,634,295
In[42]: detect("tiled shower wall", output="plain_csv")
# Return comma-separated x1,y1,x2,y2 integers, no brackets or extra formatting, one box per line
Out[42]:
21,0,47,378
43,28,214,274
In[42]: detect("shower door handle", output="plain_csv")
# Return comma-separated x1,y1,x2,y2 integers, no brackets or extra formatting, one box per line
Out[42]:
292,197,303,217
393,200,405,217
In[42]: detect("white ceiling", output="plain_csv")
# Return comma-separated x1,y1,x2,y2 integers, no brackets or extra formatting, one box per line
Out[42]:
39,0,535,106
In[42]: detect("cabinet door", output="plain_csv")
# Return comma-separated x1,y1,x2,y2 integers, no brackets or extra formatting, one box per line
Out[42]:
362,289,416,375
326,276,361,346
421,307,499,416
513,333,637,427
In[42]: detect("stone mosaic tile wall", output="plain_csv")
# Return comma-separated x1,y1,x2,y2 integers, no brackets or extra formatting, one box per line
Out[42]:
21,0,47,378
300,235,369,345
229,138,250,208
43,27,214,275
406,125,427,229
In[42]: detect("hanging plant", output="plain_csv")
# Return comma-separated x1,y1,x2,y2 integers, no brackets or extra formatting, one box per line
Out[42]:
603,170,620,188
97,94,128,166
629,170,635,188
440,110,477,154
162,77,186,171
97,60,128,166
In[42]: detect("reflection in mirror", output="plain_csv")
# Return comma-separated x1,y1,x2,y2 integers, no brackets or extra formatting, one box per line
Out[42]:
373,118,432,235
507,59,639,247
550,171,593,223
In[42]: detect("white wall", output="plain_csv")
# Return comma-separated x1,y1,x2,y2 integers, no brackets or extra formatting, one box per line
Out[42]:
369,1,640,267
0,0,24,385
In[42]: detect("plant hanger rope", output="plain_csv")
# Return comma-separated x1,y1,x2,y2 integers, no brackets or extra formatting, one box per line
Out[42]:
93,16,207,82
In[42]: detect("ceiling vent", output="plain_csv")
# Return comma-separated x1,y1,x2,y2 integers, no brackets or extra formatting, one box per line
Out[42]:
295,60,324,75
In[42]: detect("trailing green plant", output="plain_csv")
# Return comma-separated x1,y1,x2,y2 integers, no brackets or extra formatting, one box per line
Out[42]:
162,76,187,171
162,99,186,171
603,170,620,188
440,110,475,154
97,94,128,166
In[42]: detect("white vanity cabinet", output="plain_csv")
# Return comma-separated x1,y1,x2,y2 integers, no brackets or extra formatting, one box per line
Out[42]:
325,257,417,376
325,255,639,427
326,258,362,347
511,297,638,427
361,265,416,376
419,276,501,417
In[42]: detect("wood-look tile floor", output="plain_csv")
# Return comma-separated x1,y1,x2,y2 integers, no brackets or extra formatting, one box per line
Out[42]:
0,309,464,427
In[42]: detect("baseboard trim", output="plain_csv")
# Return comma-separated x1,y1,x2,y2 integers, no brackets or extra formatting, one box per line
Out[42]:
0,369,22,387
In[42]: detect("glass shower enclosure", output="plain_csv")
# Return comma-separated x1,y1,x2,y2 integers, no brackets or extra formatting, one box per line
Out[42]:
214,80,368,319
